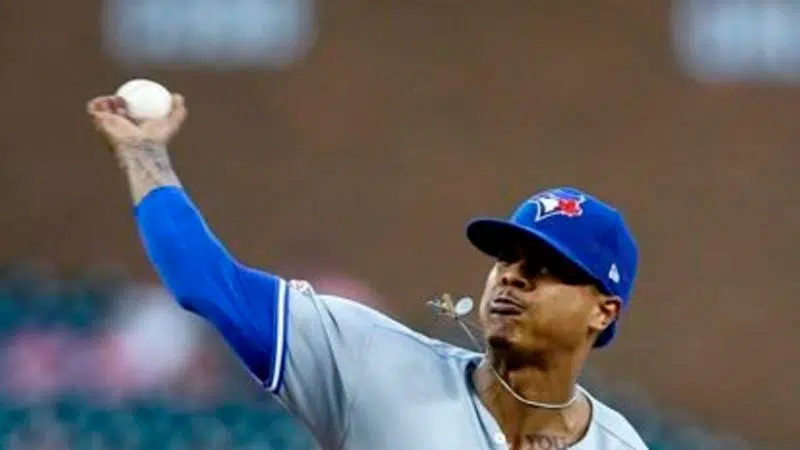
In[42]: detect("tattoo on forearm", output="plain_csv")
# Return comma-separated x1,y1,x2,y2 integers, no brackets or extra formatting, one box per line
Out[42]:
115,139,181,204
523,434,570,449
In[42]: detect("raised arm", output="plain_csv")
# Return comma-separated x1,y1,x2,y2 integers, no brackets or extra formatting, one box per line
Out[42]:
86,94,288,390
87,92,380,445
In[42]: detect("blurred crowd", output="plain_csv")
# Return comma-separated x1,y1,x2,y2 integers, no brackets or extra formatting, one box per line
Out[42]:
0,263,312,449
0,264,768,449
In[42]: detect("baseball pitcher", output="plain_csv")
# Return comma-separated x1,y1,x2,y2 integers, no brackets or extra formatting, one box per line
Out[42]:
87,92,648,450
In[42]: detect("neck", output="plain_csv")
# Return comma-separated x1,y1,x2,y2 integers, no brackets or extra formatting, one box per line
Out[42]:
473,346,591,442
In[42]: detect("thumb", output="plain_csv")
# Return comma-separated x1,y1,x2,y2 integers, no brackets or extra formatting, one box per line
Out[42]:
167,94,187,125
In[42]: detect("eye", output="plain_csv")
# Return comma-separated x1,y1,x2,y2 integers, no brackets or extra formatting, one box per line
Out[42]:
516,260,546,279
549,260,593,286
496,247,520,264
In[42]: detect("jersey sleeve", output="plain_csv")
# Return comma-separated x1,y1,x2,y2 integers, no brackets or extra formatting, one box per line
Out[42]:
134,186,374,445
275,284,379,445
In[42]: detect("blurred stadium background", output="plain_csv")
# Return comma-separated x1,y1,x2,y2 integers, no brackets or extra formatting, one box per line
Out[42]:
1,0,799,448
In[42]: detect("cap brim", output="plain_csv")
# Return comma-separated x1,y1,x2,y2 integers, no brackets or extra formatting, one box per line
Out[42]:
466,218,595,280
465,218,616,348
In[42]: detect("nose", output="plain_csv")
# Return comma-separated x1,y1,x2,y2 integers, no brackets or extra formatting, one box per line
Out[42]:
499,261,532,290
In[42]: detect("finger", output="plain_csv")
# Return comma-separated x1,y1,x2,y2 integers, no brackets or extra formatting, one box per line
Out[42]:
91,108,112,128
88,95,129,116
162,93,187,130
87,96,112,115
91,112,114,131
110,96,128,116
92,111,135,133
91,115,126,152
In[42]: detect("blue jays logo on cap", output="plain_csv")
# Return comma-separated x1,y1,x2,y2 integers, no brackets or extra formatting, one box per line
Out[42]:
527,191,586,222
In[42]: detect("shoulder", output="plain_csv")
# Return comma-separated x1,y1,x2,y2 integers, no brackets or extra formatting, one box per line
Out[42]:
289,280,478,361
583,387,649,449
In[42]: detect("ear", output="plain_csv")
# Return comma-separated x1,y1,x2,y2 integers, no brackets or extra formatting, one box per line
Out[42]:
588,295,621,333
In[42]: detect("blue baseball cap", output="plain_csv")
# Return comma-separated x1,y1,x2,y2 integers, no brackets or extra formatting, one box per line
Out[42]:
466,187,638,348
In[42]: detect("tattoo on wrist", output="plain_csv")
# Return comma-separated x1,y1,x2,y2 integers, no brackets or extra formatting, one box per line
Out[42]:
115,139,181,203
116,139,171,171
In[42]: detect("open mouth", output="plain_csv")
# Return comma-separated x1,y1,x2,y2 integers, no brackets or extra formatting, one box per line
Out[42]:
488,296,525,316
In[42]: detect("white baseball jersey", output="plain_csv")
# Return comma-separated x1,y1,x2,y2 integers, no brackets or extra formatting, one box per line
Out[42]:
275,280,649,450
134,186,649,450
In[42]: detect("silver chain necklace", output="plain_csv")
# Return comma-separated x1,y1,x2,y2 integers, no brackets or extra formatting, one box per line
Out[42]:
489,366,579,410
429,294,581,410
452,307,580,410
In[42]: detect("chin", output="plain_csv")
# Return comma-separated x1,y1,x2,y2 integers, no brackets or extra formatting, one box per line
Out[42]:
486,334,512,350
484,321,519,351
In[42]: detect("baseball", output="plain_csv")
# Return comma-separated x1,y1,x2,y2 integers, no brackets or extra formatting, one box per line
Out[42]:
115,79,173,121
